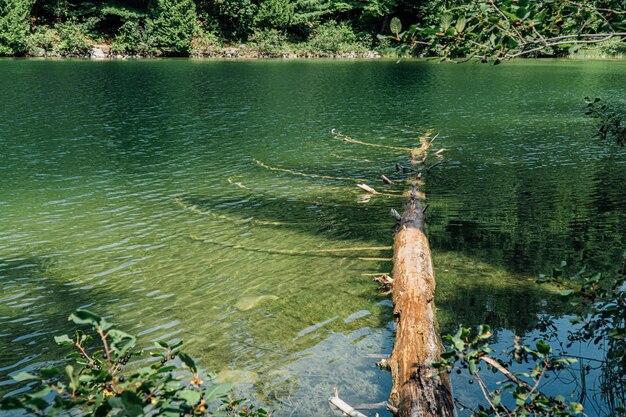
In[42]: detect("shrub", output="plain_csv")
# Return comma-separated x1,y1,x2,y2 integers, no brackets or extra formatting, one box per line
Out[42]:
255,0,294,30
26,25,57,55
306,21,368,54
249,28,289,56
111,20,153,56
0,0,32,56
147,0,198,56
208,0,257,41
189,27,223,56
0,309,271,417
600,38,626,56
55,19,91,56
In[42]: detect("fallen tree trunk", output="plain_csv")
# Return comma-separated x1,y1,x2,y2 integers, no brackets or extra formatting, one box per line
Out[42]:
328,130,454,417
386,182,454,417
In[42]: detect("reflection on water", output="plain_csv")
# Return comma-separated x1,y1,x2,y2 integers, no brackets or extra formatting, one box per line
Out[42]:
0,59,625,416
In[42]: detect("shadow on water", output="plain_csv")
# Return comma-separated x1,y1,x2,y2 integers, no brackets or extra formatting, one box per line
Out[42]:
175,182,567,333
0,256,116,394
427,153,626,276
173,166,577,415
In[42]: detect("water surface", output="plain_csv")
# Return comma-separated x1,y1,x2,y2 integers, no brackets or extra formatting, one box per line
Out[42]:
1,59,625,415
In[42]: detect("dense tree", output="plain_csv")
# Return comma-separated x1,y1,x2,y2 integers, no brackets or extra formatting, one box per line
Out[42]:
4,0,625,56
147,0,198,54
0,0,33,55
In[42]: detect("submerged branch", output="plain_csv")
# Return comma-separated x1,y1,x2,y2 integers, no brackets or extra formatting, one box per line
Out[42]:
253,158,363,183
329,388,370,417
189,234,391,259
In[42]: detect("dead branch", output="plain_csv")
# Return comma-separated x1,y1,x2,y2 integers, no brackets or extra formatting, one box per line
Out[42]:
357,184,380,194
381,175,394,185
329,388,370,417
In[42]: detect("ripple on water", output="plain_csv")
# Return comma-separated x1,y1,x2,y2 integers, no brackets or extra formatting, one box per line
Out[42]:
0,60,624,416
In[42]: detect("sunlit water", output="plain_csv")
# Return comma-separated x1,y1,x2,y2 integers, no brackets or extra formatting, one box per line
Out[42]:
1,59,625,416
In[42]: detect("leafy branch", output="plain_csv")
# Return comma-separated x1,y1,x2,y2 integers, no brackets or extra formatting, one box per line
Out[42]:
584,97,626,146
0,310,271,417
433,325,584,417
395,0,626,63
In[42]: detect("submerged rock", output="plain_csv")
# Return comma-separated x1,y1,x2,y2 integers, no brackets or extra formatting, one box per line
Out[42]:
215,369,258,384
234,294,279,311
91,45,110,59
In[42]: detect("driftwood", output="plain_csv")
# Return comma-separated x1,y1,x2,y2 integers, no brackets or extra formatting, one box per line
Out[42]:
328,130,454,417
357,183,380,194
386,137,454,417
329,388,370,417
386,182,454,417
381,175,394,185
385,135,454,417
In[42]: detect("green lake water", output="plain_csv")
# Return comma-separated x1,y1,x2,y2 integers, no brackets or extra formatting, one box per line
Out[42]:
1,59,625,416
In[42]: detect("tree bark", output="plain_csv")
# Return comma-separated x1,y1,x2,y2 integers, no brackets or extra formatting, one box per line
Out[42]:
386,182,455,416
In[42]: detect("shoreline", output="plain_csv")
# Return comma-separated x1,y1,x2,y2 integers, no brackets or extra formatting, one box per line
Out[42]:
18,44,386,60
3,45,624,62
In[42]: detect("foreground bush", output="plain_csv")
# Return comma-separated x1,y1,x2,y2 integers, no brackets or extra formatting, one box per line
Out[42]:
435,258,626,416
0,310,270,417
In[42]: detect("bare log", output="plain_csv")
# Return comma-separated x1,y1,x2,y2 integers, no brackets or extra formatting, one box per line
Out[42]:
332,130,454,417
357,184,380,194
329,388,369,417
385,132,455,417
381,175,394,185
386,183,454,417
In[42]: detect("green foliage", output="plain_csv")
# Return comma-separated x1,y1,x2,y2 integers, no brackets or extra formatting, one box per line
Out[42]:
402,0,626,62
0,0,33,55
111,19,153,55
147,0,198,55
189,26,222,55
599,38,626,56
249,27,289,55
352,0,396,19
436,325,585,416
436,256,626,416
306,20,368,53
538,257,626,409
99,4,146,22
26,24,56,54
255,0,295,30
201,0,258,40
584,97,626,146
54,19,91,55
288,0,332,31
0,309,271,417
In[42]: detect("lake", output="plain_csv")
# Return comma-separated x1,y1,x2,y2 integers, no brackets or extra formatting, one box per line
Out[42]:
1,58,625,416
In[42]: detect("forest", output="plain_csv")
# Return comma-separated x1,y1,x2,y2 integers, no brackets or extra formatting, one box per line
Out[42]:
0,0,625,58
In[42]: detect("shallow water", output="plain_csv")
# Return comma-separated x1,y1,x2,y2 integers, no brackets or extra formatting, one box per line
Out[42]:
0,59,625,416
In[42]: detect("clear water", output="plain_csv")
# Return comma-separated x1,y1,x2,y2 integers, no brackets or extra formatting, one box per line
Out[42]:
0,59,625,416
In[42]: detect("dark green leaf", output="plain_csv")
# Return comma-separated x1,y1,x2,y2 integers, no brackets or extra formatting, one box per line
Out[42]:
535,340,551,355
177,352,197,374
39,367,61,379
